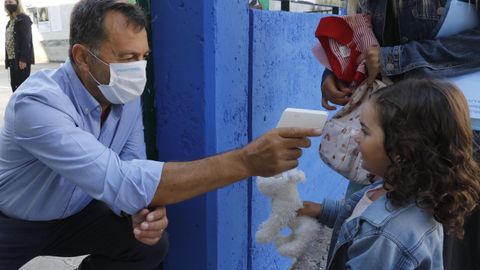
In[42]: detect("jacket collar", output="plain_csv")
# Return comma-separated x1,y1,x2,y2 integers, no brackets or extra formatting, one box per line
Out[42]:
358,195,409,227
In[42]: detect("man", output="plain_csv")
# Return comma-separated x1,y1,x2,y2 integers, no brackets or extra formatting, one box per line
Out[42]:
0,0,321,269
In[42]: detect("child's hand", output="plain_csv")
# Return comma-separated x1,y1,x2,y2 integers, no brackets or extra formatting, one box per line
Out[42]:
297,201,322,217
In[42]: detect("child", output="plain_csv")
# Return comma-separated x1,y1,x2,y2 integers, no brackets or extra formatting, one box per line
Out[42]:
299,79,480,269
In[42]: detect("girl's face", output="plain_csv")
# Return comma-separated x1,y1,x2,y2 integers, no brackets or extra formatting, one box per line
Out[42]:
356,101,390,177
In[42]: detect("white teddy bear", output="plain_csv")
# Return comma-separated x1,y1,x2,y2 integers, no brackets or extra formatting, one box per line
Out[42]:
255,169,323,268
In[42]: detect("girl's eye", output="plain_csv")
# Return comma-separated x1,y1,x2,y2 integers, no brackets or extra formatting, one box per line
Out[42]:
361,128,368,135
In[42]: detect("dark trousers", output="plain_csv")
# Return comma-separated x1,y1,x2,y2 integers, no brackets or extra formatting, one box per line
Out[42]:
443,131,480,270
444,208,480,270
7,60,31,92
0,200,169,270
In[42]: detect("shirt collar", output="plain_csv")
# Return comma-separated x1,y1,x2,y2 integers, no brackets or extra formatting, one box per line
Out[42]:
63,58,102,115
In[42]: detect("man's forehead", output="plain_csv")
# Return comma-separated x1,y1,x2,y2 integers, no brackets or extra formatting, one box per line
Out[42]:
100,34,149,57
103,10,142,37
99,10,148,53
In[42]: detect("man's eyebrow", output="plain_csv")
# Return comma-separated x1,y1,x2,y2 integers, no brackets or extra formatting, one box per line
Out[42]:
117,52,137,57
117,50,151,57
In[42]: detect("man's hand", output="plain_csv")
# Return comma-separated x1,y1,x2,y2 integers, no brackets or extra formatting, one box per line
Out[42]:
19,61,27,70
132,206,168,246
297,201,322,217
321,73,352,110
241,127,322,177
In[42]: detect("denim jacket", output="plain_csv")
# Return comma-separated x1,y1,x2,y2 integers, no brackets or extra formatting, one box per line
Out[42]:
323,0,480,79
317,182,444,270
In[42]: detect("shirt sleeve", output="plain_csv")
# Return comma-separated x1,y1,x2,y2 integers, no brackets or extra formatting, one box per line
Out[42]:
13,92,163,215
380,25,480,78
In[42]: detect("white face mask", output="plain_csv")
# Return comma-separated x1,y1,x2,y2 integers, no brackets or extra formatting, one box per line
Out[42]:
88,50,147,104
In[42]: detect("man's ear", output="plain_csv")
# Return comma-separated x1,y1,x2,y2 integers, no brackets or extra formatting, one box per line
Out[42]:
71,44,90,74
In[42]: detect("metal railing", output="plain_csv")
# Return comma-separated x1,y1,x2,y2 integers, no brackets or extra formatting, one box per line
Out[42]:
248,0,346,14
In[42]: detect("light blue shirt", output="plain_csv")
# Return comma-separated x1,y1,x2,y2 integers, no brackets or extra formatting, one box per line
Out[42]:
0,59,163,221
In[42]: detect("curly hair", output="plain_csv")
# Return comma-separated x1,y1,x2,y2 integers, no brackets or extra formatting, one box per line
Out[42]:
370,79,480,239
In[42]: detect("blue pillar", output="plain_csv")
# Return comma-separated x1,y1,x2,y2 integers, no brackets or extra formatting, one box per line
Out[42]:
151,0,250,269
151,1,211,269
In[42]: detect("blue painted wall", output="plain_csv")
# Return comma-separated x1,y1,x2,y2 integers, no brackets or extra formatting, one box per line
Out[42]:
249,9,348,269
151,1,347,269
213,1,251,269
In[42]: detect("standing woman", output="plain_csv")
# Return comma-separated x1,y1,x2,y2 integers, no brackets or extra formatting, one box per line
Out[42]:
4,0,34,92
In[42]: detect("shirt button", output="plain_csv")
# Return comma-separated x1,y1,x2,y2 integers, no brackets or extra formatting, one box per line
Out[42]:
386,63,395,71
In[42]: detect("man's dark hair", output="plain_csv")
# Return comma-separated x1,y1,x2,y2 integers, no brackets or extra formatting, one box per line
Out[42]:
69,0,146,62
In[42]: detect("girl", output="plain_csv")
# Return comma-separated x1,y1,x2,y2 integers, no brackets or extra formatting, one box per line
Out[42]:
300,79,480,269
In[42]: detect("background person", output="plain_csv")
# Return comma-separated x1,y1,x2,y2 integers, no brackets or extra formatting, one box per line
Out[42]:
4,0,34,92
